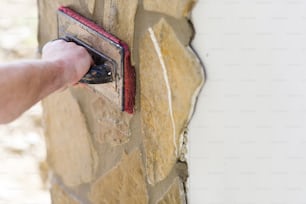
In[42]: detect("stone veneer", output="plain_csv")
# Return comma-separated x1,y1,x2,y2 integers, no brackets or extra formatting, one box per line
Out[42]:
38,0,204,203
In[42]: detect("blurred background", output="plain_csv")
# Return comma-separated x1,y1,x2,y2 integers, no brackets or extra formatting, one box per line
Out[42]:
0,0,50,203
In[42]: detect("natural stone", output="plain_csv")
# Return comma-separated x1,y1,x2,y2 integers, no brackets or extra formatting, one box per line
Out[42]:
157,178,186,204
43,89,98,187
70,87,132,146
154,19,204,150
87,0,95,14
140,28,176,185
143,0,196,19
91,98,132,145
51,184,81,204
37,1,58,47
38,0,102,48
39,0,201,202
140,18,204,184
103,0,138,50
89,150,148,204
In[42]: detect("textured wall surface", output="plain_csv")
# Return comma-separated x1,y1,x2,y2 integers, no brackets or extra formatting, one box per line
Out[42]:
38,0,204,203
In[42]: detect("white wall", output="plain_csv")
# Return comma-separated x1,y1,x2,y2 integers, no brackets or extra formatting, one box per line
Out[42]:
189,1,306,203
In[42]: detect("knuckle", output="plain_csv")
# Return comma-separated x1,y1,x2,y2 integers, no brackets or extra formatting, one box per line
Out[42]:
78,46,88,55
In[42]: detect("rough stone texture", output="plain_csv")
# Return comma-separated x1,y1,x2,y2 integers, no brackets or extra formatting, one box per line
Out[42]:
143,0,196,19
103,0,138,52
89,150,148,204
51,184,81,204
153,19,203,149
38,0,134,147
70,87,132,146
39,0,204,203
87,0,95,14
140,18,204,184
157,178,186,204
38,0,98,48
139,29,177,185
43,89,98,187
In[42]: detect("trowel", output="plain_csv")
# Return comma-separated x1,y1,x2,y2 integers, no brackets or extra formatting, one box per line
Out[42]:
57,7,135,114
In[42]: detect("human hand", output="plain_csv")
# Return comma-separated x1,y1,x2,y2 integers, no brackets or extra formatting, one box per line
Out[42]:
42,39,92,85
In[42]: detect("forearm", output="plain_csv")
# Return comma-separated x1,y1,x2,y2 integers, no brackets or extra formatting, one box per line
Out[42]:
0,60,65,123
0,40,91,124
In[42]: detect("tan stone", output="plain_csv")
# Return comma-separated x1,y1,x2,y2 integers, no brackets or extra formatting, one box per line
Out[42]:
90,97,132,145
140,18,204,184
51,184,81,204
87,0,96,14
157,178,186,204
39,0,199,202
139,30,177,185
143,0,196,19
103,0,138,50
37,1,58,47
154,19,204,147
43,89,98,187
38,0,96,48
70,87,132,146
89,150,148,204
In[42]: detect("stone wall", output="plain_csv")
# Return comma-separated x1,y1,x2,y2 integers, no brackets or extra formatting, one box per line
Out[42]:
38,0,204,203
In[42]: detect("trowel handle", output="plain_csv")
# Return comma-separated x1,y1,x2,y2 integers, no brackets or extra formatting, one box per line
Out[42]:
79,64,113,84
59,35,116,84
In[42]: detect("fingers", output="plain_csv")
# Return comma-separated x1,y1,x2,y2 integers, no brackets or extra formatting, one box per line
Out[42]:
42,39,93,85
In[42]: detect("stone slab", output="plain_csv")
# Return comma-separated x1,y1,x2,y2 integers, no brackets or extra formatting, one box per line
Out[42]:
43,89,98,187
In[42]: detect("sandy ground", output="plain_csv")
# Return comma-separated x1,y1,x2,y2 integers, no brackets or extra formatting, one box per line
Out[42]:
0,0,50,203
